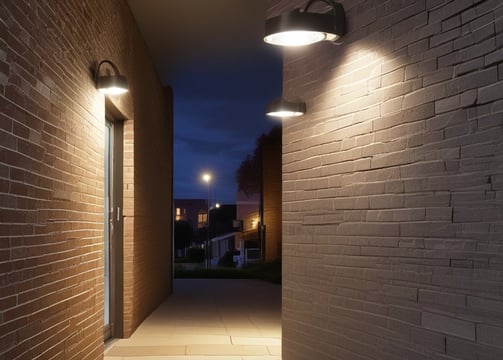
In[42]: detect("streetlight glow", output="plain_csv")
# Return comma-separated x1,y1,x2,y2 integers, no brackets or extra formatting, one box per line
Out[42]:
201,171,212,268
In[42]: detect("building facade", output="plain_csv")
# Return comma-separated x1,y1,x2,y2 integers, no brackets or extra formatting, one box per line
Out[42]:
174,198,207,229
235,190,261,254
0,0,173,358
267,0,503,359
262,127,282,261
235,127,282,263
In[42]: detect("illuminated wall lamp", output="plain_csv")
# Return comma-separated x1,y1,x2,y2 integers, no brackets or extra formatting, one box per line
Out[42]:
266,98,306,118
264,0,346,47
95,60,129,95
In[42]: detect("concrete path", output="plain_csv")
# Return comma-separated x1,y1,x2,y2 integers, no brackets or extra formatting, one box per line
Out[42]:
105,278,282,359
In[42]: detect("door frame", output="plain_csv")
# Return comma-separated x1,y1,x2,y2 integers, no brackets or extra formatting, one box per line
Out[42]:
105,116,124,340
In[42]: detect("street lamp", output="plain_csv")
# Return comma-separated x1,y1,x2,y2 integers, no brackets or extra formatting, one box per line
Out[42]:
202,173,211,268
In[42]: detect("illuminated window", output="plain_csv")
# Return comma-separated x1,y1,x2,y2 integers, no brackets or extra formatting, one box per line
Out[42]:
197,213,207,228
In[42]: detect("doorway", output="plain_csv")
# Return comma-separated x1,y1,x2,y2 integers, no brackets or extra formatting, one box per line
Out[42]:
104,118,124,340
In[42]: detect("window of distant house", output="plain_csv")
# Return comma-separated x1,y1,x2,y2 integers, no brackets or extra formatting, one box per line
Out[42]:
176,207,182,221
197,213,207,228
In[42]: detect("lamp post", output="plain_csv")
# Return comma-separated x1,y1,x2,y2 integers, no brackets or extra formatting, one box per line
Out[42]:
202,173,211,268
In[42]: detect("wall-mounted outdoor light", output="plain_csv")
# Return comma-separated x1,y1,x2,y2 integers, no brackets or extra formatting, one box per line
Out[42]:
95,60,129,95
266,97,306,118
264,0,346,47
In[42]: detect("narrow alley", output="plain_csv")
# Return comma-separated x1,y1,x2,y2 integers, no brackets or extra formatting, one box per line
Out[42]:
105,279,281,359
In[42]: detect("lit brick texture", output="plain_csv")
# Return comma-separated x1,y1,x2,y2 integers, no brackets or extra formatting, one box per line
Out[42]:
0,0,173,358
267,0,503,359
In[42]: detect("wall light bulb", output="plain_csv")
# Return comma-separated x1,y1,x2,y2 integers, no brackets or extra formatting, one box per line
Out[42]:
99,86,128,95
265,30,327,47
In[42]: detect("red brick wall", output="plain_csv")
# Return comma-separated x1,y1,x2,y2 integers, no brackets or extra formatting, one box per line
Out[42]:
267,0,503,359
0,0,172,358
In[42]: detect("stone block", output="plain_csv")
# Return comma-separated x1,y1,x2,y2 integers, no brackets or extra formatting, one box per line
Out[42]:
435,94,460,114
447,66,498,96
424,67,454,86
371,150,415,169
408,38,429,56
460,37,497,62
455,57,485,76
478,80,503,104
422,312,475,340
400,160,446,178
443,15,461,31
418,289,466,307
403,83,447,109
430,27,462,48
389,305,423,325
447,336,503,359
467,296,503,314
429,0,473,24
425,207,453,221
392,12,428,39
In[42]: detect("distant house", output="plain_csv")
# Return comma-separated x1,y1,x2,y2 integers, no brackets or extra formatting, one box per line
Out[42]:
261,127,282,261
208,205,237,265
174,198,208,230
209,204,237,239
174,199,237,260
235,191,261,263
209,233,236,266
235,128,282,263
173,199,208,256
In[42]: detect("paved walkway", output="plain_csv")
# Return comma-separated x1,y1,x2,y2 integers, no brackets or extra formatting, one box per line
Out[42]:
105,279,282,359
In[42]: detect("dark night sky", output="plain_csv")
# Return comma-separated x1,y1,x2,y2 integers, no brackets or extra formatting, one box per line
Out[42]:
127,0,283,204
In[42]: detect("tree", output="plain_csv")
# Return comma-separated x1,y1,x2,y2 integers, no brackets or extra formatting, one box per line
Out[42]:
174,220,193,250
236,125,281,196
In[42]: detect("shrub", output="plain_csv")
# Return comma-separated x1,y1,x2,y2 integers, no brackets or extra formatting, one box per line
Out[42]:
218,250,236,268
187,247,205,263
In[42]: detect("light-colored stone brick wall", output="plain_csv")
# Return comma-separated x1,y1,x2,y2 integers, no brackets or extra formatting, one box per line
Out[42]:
0,0,172,357
267,0,503,359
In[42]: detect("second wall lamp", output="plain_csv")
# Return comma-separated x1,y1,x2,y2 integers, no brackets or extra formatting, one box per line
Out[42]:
264,0,346,47
95,60,129,95
266,97,306,118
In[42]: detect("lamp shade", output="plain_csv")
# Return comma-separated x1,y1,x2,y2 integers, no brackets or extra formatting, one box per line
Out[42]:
95,60,129,95
97,74,129,95
266,98,306,118
264,2,346,47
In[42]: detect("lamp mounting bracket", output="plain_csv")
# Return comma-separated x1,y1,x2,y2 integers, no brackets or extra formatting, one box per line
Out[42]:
303,0,346,45
304,0,338,12
95,60,121,82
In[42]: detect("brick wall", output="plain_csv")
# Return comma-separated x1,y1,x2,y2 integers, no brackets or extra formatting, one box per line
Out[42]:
267,0,503,359
0,0,172,358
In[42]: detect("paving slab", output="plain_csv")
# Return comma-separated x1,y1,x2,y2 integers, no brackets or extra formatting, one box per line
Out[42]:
105,278,281,359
